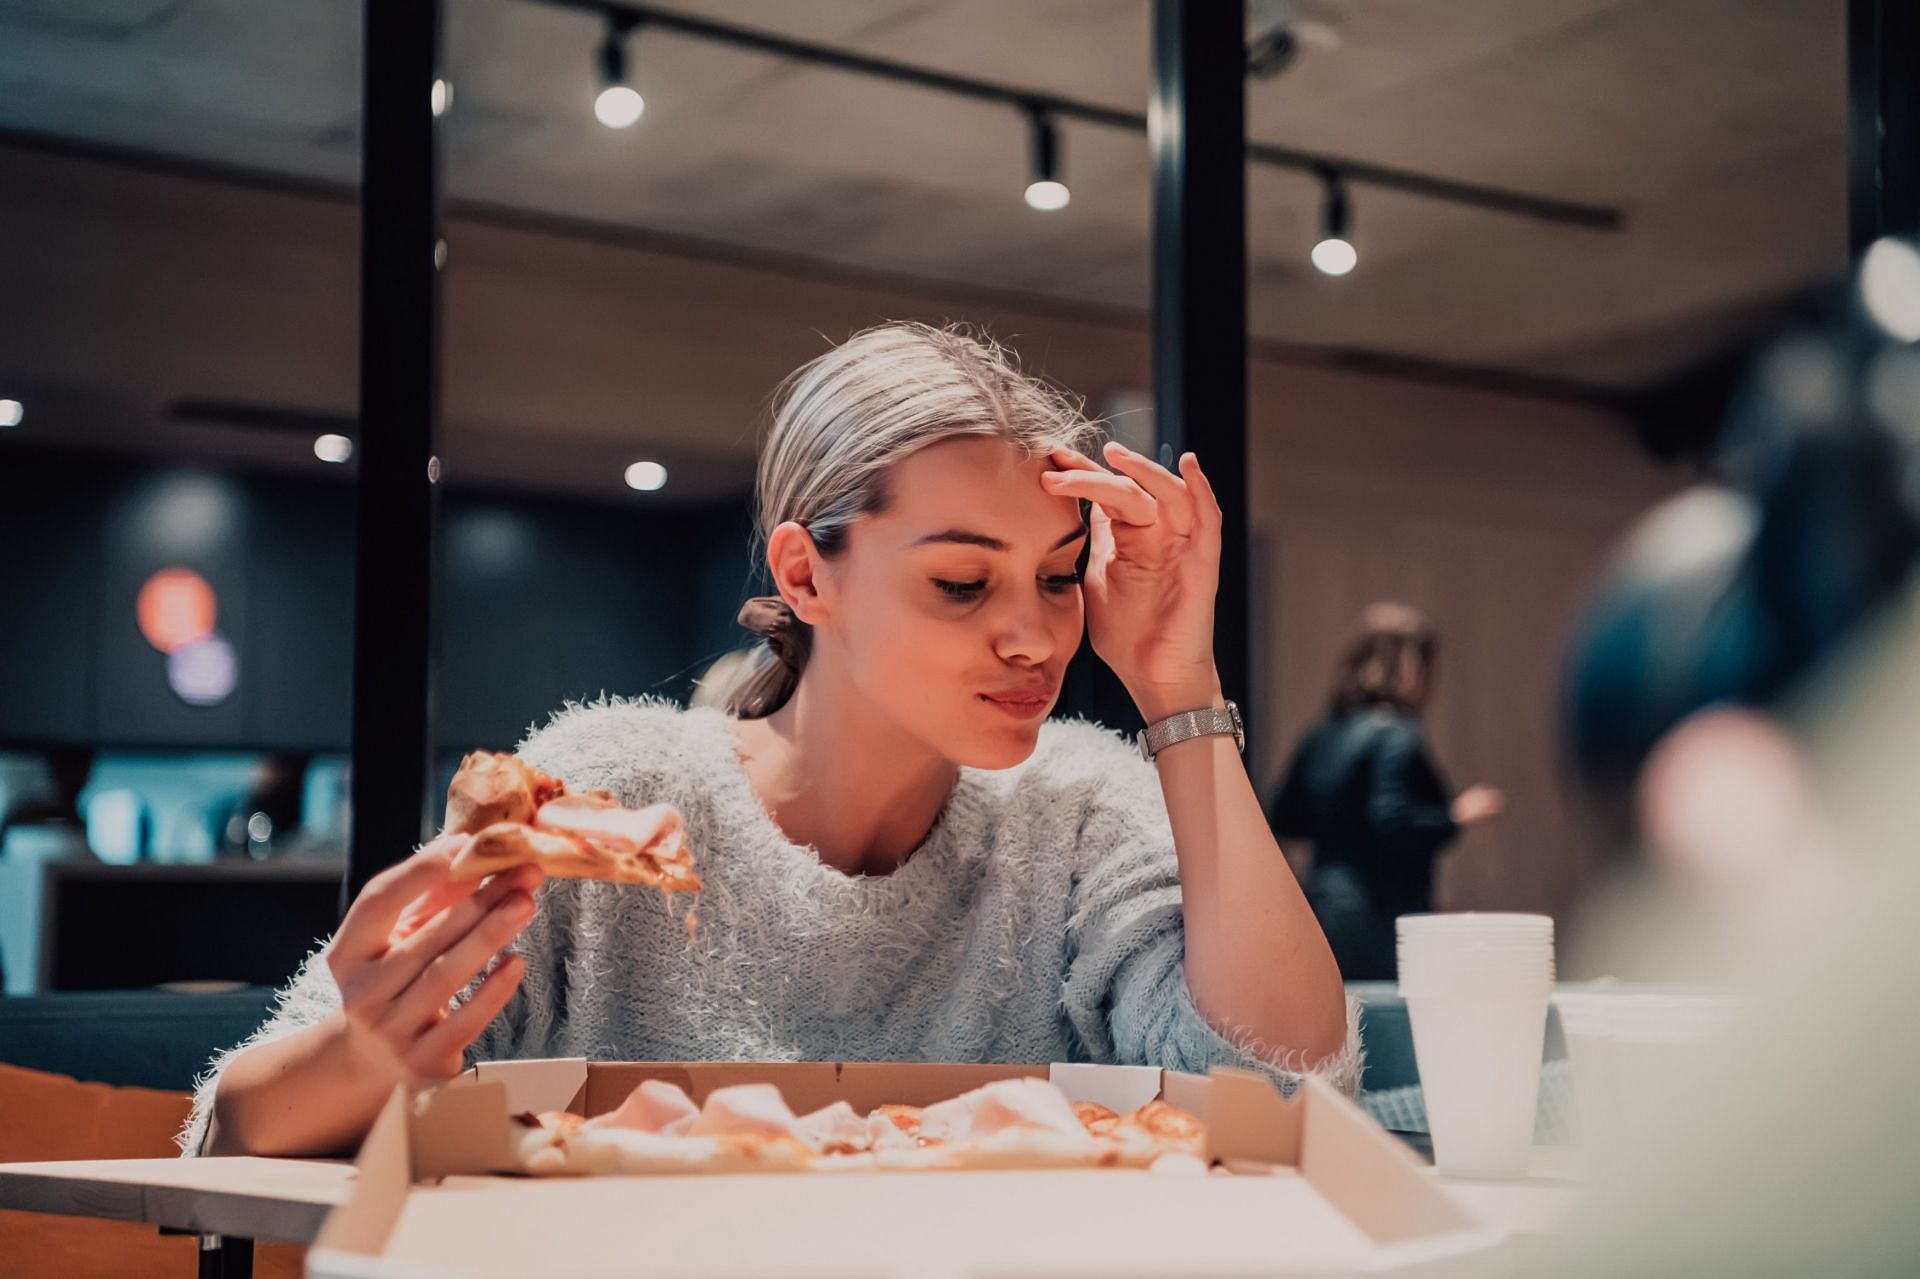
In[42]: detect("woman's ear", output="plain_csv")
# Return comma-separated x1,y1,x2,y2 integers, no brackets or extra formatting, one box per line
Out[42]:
766,521,828,625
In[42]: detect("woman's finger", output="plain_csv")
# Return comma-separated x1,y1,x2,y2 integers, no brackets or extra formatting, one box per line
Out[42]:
1087,499,1116,571
1047,445,1107,474
1102,441,1194,534
331,836,466,964
379,890,537,1036
360,867,541,1008
1180,452,1223,529
413,954,525,1076
1041,469,1157,527
390,838,488,941
394,856,538,944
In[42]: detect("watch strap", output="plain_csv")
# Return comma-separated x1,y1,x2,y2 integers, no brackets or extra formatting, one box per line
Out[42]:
1137,701,1243,760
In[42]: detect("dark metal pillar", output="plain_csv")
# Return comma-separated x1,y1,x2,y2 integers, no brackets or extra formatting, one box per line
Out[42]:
346,0,445,911
1149,0,1252,749
1849,0,1919,256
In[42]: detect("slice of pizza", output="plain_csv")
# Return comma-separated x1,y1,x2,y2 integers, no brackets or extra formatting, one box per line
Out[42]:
441,750,699,895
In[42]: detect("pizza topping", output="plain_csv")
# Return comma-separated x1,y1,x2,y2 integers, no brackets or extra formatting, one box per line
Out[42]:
871,1104,922,1134
1117,1099,1205,1144
1073,1101,1120,1136
794,1101,869,1156
866,1109,919,1151
534,792,684,860
584,1079,700,1137
687,1084,807,1141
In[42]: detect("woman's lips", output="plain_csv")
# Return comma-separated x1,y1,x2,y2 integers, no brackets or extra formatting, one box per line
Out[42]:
979,690,1053,720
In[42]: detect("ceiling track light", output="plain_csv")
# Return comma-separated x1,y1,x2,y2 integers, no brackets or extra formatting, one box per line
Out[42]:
595,18,645,128
1312,170,1357,277
1022,105,1068,212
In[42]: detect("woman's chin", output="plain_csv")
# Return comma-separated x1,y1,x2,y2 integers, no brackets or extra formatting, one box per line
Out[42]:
948,715,1047,770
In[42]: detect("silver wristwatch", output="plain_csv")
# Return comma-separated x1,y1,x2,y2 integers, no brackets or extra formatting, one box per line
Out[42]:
1137,700,1244,761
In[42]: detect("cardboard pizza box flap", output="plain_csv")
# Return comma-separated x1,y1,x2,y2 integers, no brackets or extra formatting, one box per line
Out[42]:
456,1057,587,1116
1047,1062,1164,1113
1204,1066,1304,1167
1298,1074,1484,1245
311,1087,411,1258
409,1080,516,1181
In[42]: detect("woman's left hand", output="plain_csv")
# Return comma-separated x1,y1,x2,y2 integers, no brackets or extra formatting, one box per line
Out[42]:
1042,441,1223,722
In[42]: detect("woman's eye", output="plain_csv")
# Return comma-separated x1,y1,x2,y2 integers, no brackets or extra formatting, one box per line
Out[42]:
934,578,987,600
1042,572,1083,594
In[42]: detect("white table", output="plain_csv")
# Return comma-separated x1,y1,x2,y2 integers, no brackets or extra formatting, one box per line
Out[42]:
0,1145,1585,1276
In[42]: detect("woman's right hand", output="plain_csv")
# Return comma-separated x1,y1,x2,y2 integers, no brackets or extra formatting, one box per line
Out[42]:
324,834,543,1088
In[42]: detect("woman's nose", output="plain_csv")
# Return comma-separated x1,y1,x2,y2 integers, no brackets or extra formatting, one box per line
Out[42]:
991,592,1057,666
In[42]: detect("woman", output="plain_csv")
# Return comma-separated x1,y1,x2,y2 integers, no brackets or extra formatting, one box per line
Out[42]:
1269,604,1504,981
183,323,1357,1159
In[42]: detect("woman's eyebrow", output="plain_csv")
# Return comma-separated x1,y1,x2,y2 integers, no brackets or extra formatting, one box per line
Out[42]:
914,526,1088,552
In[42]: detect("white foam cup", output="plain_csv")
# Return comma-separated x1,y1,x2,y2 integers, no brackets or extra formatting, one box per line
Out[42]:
1553,988,1741,1156
1397,913,1555,1179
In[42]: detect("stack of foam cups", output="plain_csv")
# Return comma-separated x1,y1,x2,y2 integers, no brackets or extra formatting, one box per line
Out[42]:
1397,912,1555,1179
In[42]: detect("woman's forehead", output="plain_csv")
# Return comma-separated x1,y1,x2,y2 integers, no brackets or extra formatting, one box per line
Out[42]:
873,436,1082,549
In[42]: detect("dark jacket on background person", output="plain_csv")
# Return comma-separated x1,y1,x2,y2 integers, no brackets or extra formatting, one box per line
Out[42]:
1269,707,1457,979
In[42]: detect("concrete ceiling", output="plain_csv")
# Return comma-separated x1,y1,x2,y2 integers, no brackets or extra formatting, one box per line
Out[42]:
0,0,1847,390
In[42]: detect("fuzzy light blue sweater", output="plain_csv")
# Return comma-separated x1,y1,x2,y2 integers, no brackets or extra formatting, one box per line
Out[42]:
179,699,1361,1155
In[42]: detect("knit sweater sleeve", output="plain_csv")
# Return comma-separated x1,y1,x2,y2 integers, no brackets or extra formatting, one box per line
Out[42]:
174,938,342,1157
1058,725,1363,1096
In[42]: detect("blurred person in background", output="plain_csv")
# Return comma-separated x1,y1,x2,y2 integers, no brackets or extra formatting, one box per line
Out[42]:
1267,604,1504,978
1543,237,1920,1274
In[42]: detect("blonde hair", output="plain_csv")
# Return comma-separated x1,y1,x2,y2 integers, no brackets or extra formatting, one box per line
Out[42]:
721,321,1102,718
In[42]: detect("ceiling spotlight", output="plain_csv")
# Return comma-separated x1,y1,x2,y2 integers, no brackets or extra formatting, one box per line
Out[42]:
1023,107,1069,212
430,78,451,117
625,460,668,492
1861,237,1920,344
1312,171,1356,277
0,399,20,428
594,21,645,129
313,434,353,464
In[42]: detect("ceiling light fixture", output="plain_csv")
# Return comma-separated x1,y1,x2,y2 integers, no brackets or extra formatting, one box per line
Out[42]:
0,399,20,428
1311,170,1357,277
313,434,353,464
1022,107,1069,212
624,460,668,491
594,19,646,128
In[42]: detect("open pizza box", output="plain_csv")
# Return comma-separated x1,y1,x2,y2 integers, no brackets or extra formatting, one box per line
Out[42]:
306,1059,1502,1277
